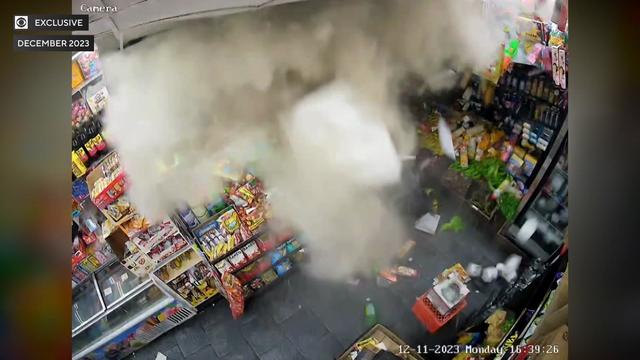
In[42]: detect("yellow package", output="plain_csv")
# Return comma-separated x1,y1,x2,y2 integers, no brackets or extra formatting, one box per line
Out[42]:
490,130,505,146
478,134,491,151
72,61,84,89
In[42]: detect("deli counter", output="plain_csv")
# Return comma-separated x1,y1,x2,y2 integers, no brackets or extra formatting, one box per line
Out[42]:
72,261,196,360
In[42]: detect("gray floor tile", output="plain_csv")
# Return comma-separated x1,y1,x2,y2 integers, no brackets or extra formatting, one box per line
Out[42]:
174,320,208,358
258,338,304,360
205,321,249,358
280,309,328,354
184,345,219,360
241,313,288,355
299,333,343,360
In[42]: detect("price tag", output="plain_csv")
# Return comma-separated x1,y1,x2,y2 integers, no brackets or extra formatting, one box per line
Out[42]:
121,273,129,282
104,287,112,296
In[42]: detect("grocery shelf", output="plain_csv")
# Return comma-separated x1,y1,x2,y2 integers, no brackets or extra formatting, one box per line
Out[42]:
240,246,303,286
207,227,267,264
72,72,103,95
232,237,298,274
160,253,203,283
246,266,297,299
154,244,194,271
190,290,219,307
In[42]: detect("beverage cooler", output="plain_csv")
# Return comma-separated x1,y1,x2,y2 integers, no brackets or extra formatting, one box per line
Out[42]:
72,261,196,360
501,132,568,260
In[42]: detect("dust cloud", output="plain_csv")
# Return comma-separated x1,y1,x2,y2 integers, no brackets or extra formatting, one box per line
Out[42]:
101,0,514,280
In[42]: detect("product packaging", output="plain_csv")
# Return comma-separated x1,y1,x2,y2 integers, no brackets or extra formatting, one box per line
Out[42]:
228,250,247,268
72,61,84,89
215,259,233,274
76,51,101,79
241,241,260,260
274,258,292,276
260,269,278,285
396,266,418,278
523,154,538,177
86,87,110,114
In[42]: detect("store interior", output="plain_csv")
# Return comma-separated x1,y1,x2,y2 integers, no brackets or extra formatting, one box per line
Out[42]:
72,1,569,359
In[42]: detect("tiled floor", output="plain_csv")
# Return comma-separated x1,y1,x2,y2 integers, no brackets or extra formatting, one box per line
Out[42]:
127,155,524,360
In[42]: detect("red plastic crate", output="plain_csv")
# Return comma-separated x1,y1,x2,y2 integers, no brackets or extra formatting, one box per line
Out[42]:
412,293,467,333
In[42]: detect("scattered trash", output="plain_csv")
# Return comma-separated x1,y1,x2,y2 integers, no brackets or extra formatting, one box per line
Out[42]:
155,353,167,360
395,266,418,278
474,290,480,294
441,215,465,233
396,240,416,259
365,298,377,326
376,276,392,288
431,199,440,214
424,187,435,196
347,277,361,286
408,257,413,263
379,268,398,283
466,263,483,277
481,266,499,283
415,212,440,235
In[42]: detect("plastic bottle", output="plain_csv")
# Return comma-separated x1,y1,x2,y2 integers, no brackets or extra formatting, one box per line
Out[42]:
365,298,377,327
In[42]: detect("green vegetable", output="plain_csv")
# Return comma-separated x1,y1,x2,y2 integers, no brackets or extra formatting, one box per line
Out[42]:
441,215,465,233
498,192,520,221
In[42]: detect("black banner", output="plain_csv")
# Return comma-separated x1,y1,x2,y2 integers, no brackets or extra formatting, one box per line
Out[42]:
14,14,89,31
13,35,94,52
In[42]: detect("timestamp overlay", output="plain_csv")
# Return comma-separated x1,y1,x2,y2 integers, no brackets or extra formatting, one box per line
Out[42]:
399,344,561,356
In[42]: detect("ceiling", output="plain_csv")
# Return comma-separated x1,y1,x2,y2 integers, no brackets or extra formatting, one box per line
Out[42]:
72,0,307,51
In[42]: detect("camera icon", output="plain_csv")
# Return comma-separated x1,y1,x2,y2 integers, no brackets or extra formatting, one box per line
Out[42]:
14,16,29,30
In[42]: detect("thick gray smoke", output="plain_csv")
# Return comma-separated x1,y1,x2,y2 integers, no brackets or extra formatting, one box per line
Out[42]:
102,0,506,280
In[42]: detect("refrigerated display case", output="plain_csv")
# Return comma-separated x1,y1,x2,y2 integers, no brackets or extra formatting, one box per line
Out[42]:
501,133,568,260
72,262,196,360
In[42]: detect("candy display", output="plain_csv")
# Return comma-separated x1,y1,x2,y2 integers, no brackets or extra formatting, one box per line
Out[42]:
192,207,252,261
72,98,92,126
87,152,127,208
167,262,218,306
224,173,269,231
86,86,110,114
104,197,133,223
148,233,187,263
227,250,247,268
72,61,85,89
76,51,101,79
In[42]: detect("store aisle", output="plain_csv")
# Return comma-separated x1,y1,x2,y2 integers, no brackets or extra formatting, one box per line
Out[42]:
127,161,521,360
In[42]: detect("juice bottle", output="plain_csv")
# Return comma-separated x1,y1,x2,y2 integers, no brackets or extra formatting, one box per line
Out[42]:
365,298,377,327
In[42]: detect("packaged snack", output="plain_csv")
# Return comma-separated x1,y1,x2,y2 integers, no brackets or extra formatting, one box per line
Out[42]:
274,259,292,276
249,278,264,291
215,259,233,274
72,61,84,89
396,266,418,277
76,51,101,79
218,208,240,233
523,154,538,177
260,269,278,285
506,154,525,176
242,241,260,259
86,87,110,114
459,146,469,168
379,268,398,283
228,250,247,268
